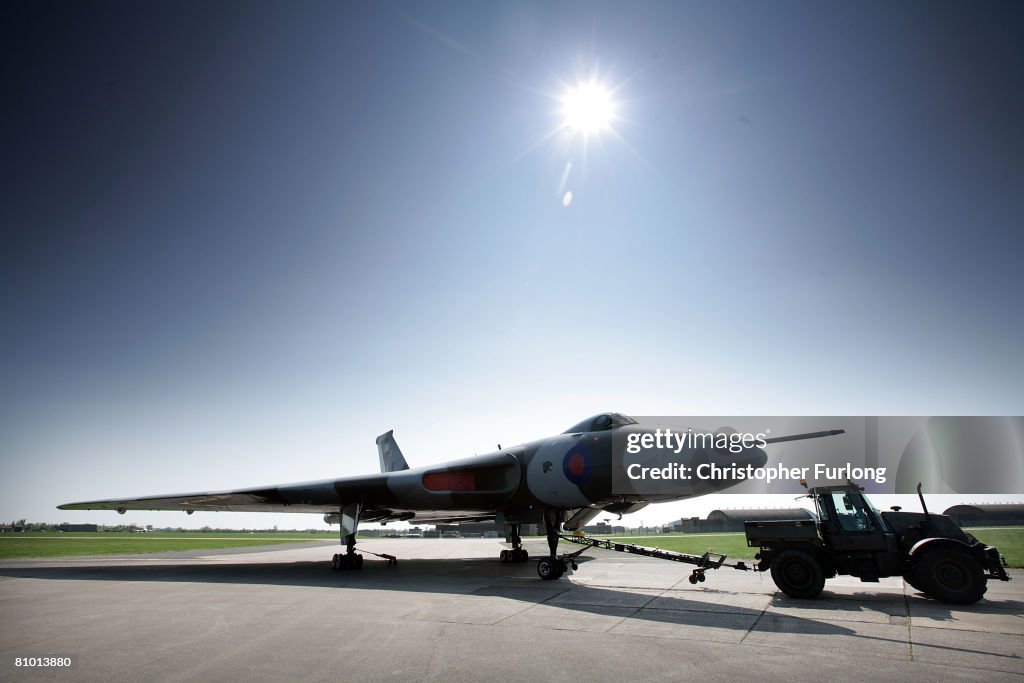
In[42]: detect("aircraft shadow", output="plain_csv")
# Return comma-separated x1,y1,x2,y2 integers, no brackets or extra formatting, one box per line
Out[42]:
0,556,847,631
2,557,1018,661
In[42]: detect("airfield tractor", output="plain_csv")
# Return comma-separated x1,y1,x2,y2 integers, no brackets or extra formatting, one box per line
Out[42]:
745,482,1010,604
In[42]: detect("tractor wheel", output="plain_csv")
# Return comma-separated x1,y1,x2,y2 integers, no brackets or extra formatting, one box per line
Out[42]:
770,549,825,599
913,547,987,605
902,572,926,594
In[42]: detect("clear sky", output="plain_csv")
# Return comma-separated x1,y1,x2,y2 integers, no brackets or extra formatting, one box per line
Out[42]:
2,1,1022,530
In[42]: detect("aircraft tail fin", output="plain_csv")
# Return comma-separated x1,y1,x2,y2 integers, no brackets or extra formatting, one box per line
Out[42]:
376,430,409,473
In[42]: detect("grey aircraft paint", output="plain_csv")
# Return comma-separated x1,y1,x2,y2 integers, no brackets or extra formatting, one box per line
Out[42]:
58,413,841,561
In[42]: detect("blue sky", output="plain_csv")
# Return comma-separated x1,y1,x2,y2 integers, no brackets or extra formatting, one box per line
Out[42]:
2,1,1022,529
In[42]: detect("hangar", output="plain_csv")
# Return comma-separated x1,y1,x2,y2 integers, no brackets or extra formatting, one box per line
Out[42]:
942,503,1024,527
666,508,814,533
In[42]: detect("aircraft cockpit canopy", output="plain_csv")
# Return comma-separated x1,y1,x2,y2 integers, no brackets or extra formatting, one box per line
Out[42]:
563,413,638,434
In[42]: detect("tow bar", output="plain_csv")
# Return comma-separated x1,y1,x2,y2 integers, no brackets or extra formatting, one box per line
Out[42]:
559,533,751,584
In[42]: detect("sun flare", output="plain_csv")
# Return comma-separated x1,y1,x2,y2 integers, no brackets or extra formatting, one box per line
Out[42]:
561,81,615,135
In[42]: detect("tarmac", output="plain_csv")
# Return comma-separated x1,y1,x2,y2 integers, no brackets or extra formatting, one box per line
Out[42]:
1,538,1021,682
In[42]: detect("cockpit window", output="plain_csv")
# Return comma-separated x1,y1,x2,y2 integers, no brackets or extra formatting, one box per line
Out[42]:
609,413,637,427
563,413,637,434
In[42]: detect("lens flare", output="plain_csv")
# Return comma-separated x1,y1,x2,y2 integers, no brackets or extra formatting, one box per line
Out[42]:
561,82,615,135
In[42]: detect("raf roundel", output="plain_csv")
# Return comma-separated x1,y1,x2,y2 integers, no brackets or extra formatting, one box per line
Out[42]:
562,443,592,485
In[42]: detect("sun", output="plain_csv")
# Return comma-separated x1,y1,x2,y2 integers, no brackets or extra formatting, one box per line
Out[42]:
561,81,615,135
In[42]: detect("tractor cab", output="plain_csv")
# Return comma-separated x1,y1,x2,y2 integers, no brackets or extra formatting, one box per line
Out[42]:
745,480,1010,604
814,486,884,533
806,484,901,578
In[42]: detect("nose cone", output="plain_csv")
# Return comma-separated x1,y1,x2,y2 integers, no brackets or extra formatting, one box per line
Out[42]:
704,444,769,492
750,446,769,470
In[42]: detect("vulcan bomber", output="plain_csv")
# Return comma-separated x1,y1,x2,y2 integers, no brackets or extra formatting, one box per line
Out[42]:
59,413,842,578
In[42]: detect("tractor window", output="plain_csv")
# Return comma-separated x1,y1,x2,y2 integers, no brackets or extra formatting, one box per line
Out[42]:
813,494,829,520
829,491,874,532
861,493,891,532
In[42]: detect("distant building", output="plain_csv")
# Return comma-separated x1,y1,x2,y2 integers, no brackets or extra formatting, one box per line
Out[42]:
0,524,24,533
58,523,99,532
664,508,814,534
434,521,540,537
942,504,1024,527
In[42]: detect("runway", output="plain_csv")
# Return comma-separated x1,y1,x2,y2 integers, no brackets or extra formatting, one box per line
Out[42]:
1,538,1021,682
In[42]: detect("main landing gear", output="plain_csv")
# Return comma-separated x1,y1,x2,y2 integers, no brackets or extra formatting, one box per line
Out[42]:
500,548,529,562
330,532,399,570
500,523,529,563
332,551,363,570
328,502,398,571
332,534,363,571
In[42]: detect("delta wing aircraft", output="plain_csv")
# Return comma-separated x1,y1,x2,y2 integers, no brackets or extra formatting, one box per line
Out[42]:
60,413,843,579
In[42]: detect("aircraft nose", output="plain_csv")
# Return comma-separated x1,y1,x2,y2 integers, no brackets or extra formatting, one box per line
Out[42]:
724,445,768,473
700,443,770,492
751,446,769,470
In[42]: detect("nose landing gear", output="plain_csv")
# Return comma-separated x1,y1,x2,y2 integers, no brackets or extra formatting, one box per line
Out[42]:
536,555,579,580
536,507,583,580
537,556,565,580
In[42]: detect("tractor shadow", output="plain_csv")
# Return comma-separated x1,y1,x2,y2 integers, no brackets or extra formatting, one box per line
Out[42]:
774,586,1024,617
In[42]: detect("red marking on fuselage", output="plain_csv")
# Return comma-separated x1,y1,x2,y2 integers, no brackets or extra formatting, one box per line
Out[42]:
568,453,585,477
423,471,477,491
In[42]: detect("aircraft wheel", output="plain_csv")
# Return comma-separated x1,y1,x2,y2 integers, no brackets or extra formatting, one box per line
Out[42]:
914,547,986,604
517,548,529,562
688,574,698,585
331,554,340,570
537,557,564,580
697,573,706,583
770,549,825,599
354,554,363,570
500,549,509,563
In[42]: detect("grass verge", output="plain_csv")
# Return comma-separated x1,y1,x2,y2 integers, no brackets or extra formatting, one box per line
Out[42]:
0,532,328,559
